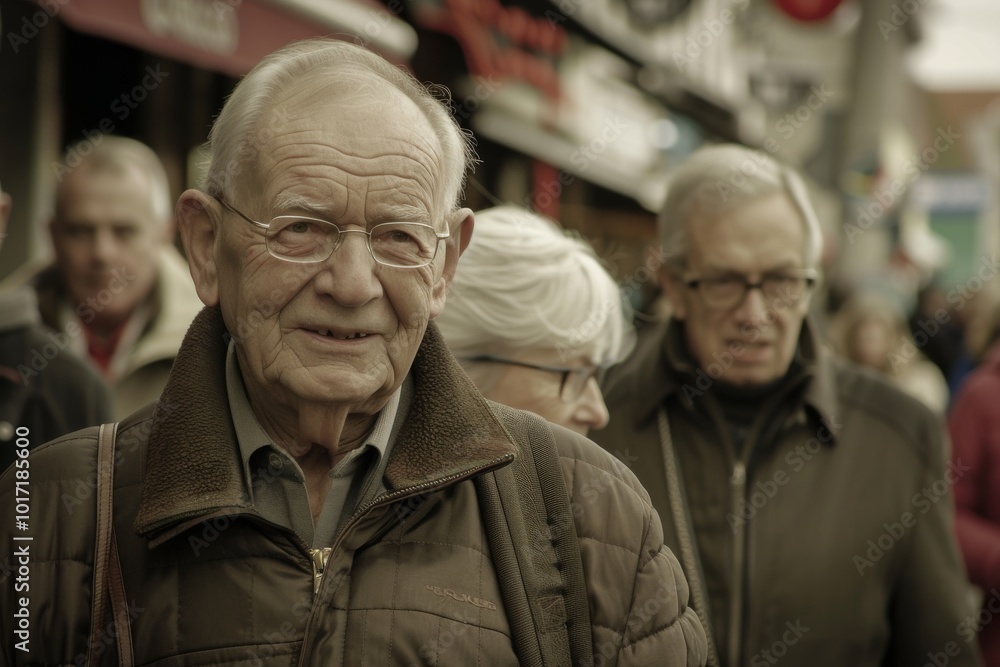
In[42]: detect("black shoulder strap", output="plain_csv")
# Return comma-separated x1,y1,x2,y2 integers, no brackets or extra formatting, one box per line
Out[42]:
89,422,134,667
475,407,593,667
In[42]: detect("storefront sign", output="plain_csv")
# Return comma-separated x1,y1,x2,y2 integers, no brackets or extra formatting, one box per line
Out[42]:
414,0,567,100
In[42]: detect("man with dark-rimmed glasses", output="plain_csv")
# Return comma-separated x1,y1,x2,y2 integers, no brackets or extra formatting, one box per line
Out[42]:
592,143,980,667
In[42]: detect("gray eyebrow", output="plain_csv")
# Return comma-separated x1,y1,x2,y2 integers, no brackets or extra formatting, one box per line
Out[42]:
271,192,331,218
380,203,430,224
270,193,430,225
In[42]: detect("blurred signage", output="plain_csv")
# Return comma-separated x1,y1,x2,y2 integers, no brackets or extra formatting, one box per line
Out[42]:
413,0,567,100
38,0,410,75
912,174,991,213
470,38,674,211
141,0,238,55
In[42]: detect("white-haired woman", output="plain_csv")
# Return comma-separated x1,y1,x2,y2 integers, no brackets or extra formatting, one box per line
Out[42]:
436,205,635,435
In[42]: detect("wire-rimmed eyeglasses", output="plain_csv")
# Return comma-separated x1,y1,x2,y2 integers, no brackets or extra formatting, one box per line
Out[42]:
465,355,607,403
215,196,449,268
683,269,819,310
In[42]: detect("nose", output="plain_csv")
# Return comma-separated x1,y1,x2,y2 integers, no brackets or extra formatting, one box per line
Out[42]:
573,377,610,434
311,231,383,307
732,283,770,328
91,228,116,267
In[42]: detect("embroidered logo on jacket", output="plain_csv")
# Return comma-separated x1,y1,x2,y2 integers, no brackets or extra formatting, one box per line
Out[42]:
425,585,497,610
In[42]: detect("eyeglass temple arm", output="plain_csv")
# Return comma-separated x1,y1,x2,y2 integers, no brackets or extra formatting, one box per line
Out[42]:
215,196,270,230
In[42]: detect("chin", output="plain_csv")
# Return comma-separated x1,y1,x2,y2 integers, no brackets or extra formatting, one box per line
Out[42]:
283,368,389,405
724,368,779,387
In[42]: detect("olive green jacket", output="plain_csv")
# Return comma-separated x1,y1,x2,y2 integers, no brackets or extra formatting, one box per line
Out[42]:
592,318,980,667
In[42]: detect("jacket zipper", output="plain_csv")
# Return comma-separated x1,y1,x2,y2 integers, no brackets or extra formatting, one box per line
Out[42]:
295,453,515,665
728,461,747,667
309,547,333,595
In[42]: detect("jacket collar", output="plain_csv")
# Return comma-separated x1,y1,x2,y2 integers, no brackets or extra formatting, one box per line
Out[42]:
625,316,841,441
135,307,518,537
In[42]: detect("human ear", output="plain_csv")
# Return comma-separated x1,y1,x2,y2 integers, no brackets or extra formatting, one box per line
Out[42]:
658,267,687,320
429,208,474,318
176,190,221,307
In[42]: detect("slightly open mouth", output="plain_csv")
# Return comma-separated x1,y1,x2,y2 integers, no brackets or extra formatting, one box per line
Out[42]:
313,329,370,340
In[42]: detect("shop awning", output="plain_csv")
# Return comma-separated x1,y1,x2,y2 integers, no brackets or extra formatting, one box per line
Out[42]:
48,0,417,75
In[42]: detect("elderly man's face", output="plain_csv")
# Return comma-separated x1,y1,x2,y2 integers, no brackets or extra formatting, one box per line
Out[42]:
663,193,811,386
211,82,459,411
52,164,166,325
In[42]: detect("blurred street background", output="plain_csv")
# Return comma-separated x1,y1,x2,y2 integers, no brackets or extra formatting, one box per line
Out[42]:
0,0,997,337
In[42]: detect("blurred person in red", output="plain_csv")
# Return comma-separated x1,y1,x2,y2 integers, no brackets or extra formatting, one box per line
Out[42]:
0,178,111,470
435,205,634,436
592,143,980,667
33,136,201,418
949,304,1000,666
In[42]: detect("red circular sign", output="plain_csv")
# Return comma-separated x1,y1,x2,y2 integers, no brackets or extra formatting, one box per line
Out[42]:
773,0,844,22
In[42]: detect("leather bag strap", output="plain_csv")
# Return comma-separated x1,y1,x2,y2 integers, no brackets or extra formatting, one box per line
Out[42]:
88,422,133,667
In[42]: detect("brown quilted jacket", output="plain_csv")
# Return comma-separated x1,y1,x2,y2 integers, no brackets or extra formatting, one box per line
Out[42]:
0,307,707,666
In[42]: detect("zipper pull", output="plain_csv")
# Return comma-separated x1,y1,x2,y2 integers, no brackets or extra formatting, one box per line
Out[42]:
731,461,746,486
309,547,332,595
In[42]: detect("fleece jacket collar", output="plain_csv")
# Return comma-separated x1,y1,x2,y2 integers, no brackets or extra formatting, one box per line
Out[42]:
135,306,518,537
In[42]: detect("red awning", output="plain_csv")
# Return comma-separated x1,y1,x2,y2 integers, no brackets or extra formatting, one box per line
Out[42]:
50,0,415,75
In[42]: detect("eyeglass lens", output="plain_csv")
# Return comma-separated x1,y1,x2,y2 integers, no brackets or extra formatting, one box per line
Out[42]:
266,216,440,266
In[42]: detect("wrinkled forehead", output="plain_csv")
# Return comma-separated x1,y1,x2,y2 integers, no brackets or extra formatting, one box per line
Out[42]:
245,79,448,218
